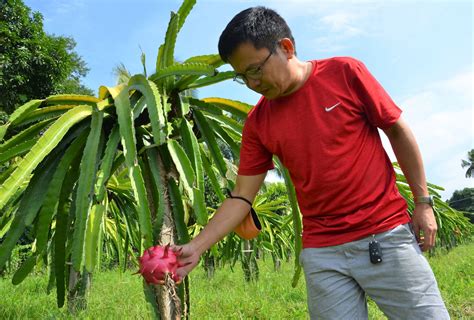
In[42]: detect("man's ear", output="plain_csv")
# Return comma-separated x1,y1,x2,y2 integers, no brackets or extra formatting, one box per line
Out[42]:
278,38,296,58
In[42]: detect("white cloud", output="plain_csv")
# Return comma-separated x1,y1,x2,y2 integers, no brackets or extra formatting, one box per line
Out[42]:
202,0,382,54
313,36,349,53
432,150,473,199
320,13,364,36
431,70,473,99
52,0,85,14
307,11,368,52
382,68,473,199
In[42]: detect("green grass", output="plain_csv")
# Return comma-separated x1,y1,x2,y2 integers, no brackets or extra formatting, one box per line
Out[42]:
428,245,474,319
1,243,472,319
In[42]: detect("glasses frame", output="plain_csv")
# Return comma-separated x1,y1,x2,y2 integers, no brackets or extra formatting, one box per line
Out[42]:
233,50,273,85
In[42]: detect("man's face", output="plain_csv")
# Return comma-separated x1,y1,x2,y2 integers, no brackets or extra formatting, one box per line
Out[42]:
228,42,290,100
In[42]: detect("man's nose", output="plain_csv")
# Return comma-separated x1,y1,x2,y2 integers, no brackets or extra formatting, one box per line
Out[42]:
246,78,261,90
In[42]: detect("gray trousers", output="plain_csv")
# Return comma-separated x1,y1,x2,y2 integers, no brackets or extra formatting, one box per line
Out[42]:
300,223,450,319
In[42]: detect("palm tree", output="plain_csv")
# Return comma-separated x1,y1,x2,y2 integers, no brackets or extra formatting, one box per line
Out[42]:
461,149,474,178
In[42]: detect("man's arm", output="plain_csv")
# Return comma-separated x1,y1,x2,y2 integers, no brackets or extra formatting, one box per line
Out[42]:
174,172,267,278
383,117,437,251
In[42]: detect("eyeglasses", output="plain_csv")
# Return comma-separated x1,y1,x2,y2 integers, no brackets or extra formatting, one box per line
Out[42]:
233,51,273,85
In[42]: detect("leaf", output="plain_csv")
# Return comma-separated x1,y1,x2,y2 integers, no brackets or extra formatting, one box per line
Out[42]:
0,105,93,210
168,178,190,244
145,149,166,239
129,165,154,250
131,94,147,120
71,109,104,271
94,126,121,202
186,97,224,116
208,119,240,160
112,86,153,250
98,84,126,100
0,118,52,154
153,0,195,72
176,0,196,32
149,62,216,83
184,54,224,68
35,131,88,256
0,139,36,163
54,162,80,308
12,254,37,285
0,207,15,239
8,99,43,126
16,97,100,128
204,112,244,136
193,110,227,178
140,47,147,77
46,254,56,295
112,88,138,163
192,188,208,226
0,153,60,269
200,146,226,202
155,44,165,72
14,105,76,127
180,71,235,91
175,54,227,90
122,228,130,273
143,282,160,314
85,203,106,272
128,74,167,145
202,97,253,119
276,159,303,288
0,100,43,141
162,12,179,69
45,94,99,105
167,139,195,198
0,125,7,142
180,119,207,225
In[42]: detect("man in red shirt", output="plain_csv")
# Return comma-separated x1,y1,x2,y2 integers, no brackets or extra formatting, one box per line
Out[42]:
175,6,449,319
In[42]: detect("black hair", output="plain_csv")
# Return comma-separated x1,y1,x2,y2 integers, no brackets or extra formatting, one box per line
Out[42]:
218,6,295,62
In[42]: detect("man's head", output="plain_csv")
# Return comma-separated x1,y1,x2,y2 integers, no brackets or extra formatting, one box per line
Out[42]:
218,7,304,99
218,6,295,63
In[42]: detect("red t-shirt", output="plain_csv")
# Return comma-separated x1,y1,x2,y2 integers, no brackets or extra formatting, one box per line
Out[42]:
238,57,410,248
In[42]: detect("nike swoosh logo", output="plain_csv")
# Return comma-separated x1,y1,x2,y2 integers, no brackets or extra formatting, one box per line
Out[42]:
325,102,341,112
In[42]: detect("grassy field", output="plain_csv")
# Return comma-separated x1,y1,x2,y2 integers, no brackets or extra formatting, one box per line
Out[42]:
1,242,472,319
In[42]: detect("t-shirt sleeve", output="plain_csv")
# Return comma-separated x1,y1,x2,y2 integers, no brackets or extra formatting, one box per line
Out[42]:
348,59,402,129
238,116,274,175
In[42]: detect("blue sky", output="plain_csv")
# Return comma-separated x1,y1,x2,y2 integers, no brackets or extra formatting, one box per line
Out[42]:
24,0,473,199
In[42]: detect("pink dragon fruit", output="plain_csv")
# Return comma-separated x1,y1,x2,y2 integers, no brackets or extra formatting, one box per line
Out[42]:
138,244,181,284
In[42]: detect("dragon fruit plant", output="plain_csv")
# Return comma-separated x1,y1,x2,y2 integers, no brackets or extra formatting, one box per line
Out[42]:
138,244,181,284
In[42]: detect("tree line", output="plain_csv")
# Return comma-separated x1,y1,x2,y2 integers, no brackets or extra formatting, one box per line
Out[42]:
0,0,93,119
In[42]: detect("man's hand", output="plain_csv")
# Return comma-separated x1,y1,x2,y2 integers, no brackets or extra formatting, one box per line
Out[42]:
172,243,202,281
411,204,437,251
169,173,267,281
384,118,437,251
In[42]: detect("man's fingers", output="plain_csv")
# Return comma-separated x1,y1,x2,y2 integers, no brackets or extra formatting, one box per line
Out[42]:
177,260,193,268
171,243,200,279
176,264,195,279
176,269,188,279
412,222,421,243
430,230,437,248
421,227,437,251
174,256,196,277
411,206,437,251
170,245,183,255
